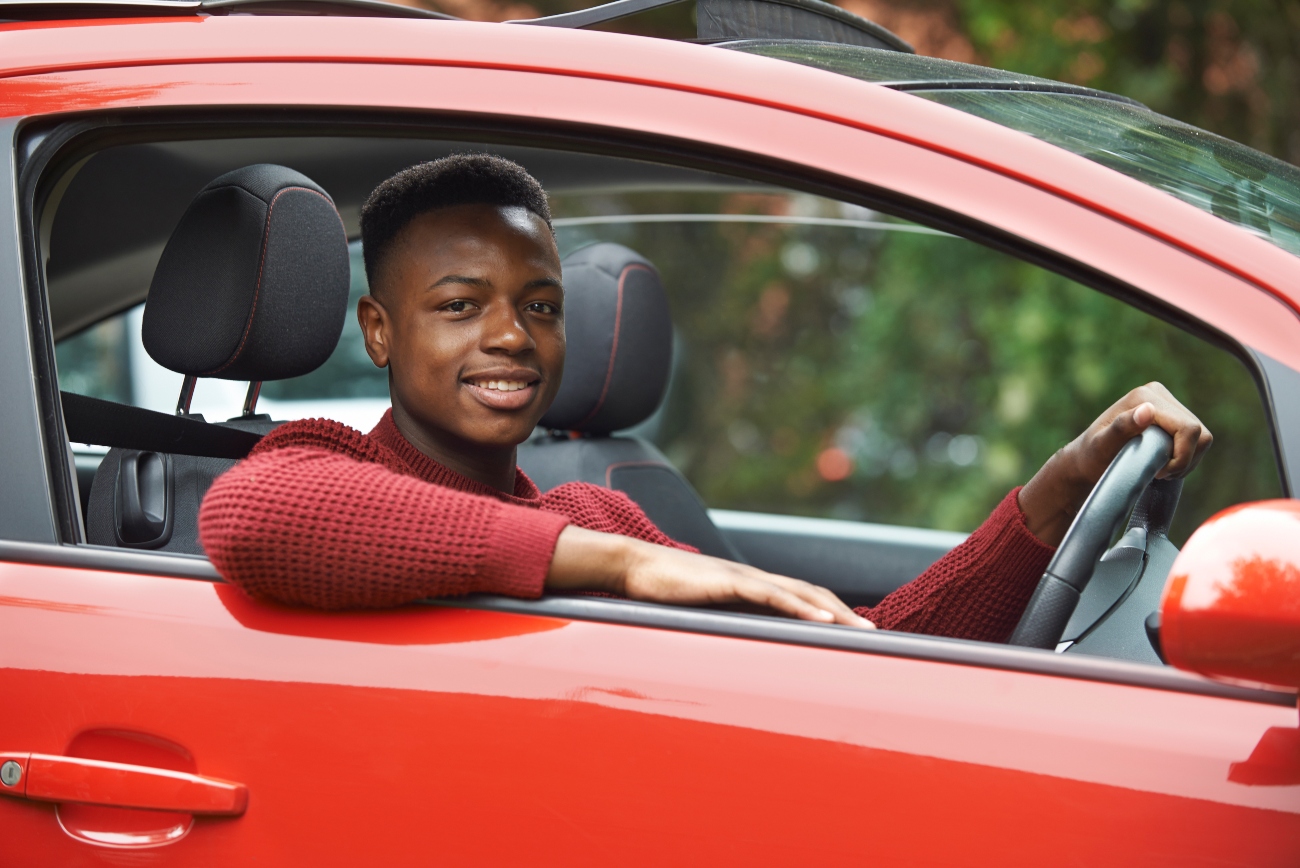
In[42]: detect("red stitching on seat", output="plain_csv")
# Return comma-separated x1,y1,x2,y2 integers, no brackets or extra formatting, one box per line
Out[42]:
203,186,338,376
575,263,652,429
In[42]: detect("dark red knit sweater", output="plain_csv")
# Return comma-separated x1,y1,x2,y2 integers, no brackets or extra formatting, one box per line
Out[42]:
198,411,1055,642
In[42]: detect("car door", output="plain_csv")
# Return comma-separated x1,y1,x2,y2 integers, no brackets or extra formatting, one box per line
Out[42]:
2,26,1300,864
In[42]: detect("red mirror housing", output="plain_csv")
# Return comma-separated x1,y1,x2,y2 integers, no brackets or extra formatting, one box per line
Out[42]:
1162,500,1300,692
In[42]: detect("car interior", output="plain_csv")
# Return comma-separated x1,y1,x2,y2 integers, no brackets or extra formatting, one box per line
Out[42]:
34,130,1287,666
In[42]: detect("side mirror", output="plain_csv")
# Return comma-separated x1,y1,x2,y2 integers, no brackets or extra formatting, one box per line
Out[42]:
1161,500,1300,692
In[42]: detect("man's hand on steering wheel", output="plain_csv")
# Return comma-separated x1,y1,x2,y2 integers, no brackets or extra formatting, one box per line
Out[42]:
1018,383,1213,547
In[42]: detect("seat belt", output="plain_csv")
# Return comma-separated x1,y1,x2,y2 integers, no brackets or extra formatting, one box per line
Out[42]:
61,392,263,459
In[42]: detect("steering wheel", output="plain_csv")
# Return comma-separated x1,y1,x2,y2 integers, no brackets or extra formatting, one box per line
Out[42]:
1008,426,1173,650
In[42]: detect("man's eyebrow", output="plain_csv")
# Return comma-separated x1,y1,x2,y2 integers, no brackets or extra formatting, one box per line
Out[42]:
430,274,489,289
526,276,563,289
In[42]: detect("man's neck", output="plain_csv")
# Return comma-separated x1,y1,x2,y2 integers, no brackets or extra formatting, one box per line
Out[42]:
389,404,518,494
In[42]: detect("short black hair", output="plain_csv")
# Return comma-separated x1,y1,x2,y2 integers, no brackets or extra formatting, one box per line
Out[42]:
360,153,553,293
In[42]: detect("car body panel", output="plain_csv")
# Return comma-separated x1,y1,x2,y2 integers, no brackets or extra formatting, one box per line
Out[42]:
0,17,1296,307
2,562,1298,864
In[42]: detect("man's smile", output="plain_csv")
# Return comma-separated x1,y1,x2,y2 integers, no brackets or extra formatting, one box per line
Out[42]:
462,368,542,411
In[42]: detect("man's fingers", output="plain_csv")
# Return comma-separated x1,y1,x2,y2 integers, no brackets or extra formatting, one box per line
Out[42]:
735,579,834,623
734,574,874,628
1160,420,1203,477
797,583,874,628
1091,401,1153,461
762,574,875,628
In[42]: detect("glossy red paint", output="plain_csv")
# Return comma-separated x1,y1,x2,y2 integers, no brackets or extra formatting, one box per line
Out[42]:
0,17,1295,312
2,58,1297,372
1163,500,1300,692
2,562,1298,864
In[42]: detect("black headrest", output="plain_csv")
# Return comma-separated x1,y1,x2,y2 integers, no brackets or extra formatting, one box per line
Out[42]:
541,243,673,434
142,164,350,381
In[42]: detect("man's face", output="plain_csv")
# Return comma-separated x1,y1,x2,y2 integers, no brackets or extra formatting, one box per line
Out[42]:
359,203,565,452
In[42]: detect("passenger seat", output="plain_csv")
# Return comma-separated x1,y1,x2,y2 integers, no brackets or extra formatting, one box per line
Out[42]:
517,243,745,562
85,164,351,554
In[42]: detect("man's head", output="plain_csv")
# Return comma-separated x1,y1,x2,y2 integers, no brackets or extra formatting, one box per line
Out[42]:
357,155,565,472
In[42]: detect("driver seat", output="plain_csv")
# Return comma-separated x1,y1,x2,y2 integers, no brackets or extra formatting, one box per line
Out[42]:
517,243,745,562
84,164,351,554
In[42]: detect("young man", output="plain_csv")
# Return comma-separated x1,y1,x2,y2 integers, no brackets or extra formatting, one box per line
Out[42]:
199,154,1212,640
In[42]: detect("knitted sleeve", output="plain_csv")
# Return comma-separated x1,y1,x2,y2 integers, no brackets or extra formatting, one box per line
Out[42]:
856,487,1055,642
198,445,569,609
539,482,700,553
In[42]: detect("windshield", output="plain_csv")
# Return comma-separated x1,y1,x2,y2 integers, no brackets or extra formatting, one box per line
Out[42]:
722,40,1300,260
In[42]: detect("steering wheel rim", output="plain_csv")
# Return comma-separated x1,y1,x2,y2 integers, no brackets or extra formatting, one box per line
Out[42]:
1008,426,1173,650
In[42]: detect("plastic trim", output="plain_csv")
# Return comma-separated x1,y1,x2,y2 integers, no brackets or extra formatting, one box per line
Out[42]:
0,538,221,580
1250,348,1300,496
509,0,686,29
0,118,57,544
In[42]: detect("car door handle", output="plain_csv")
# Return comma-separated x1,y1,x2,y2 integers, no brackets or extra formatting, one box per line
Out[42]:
0,752,247,815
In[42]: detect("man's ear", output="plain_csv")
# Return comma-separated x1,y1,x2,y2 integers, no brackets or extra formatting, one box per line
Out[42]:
357,294,391,369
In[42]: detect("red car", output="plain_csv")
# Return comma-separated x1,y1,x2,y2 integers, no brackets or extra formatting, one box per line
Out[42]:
1,1,1298,864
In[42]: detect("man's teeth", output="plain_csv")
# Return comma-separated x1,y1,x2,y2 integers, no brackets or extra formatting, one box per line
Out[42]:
474,380,531,392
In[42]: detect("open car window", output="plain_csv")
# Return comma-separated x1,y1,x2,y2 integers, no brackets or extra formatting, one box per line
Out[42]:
54,141,1282,550
47,136,1286,669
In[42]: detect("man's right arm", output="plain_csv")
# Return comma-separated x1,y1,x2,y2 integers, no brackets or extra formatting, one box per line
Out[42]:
200,444,869,626
198,446,568,608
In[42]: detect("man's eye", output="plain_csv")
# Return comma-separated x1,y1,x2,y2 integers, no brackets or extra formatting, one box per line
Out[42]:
527,302,559,314
444,301,472,313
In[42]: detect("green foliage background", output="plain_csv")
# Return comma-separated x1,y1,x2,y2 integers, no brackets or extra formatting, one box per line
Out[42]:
953,0,1300,166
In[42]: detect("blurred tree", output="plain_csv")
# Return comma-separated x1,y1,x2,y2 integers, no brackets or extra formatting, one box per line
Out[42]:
933,0,1300,165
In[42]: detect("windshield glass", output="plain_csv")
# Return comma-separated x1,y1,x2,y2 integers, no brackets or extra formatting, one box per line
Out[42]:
723,41,1300,260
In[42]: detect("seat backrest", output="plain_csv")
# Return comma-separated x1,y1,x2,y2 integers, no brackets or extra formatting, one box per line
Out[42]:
86,164,350,554
517,243,745,562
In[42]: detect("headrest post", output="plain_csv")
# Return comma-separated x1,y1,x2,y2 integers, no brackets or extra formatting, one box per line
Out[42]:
175,375,197,417
242,381,262,418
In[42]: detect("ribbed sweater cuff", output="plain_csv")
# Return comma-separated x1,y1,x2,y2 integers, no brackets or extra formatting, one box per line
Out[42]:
999,485,1058,565
475,505,571,599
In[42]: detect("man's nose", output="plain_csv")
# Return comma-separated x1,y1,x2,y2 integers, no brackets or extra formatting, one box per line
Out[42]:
482,302,534,354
